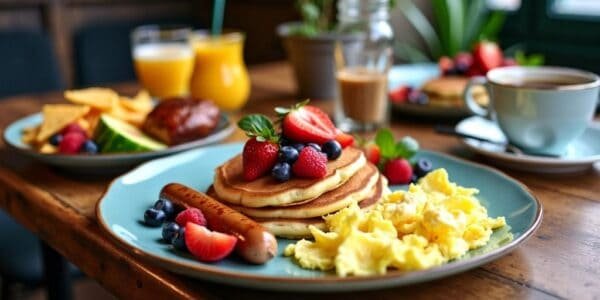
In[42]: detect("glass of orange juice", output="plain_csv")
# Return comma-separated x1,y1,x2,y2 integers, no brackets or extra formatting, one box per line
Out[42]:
190,31,250,111
131,25,194,99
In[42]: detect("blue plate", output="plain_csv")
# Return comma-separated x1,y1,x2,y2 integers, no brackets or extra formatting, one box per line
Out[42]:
96,143,542,292
2,113,234,174
388,63,472,118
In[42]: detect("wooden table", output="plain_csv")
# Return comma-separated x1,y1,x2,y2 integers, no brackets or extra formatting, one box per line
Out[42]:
0,62,598,300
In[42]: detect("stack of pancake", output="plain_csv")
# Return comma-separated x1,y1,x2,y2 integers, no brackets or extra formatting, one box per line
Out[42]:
209,148,388,239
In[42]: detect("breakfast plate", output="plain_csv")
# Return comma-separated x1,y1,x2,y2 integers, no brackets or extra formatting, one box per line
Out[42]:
388,63,471,119
456,116,600,174
2,113,235,174
96,142,542,292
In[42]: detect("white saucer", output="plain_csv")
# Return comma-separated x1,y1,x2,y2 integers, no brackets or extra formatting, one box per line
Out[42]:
455,116,600,174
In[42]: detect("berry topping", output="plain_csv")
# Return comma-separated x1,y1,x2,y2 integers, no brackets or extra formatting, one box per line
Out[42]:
80,140,98,154
414,158,433,178
363,143,381,165
272,162,291,182
384,158,413,185
58,132,86,154
175,208,207,227
389,85,411,104
49,134,63,146
334,131,355,148
306,143,321,152
453,52,473,73
162,222,180,243
277,100,336,144
473,41,503,73
154,199,175,219
171,227,187,251
144,208,166,227
238,115,280,181
278,146,299,164
321,140,342,160
185,223,237,262
292,146,328,179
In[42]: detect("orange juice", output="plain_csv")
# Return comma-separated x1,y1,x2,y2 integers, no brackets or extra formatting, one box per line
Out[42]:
133,43,194,98
190,32,250,111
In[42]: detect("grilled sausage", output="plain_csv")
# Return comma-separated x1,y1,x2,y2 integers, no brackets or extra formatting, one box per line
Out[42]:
160,183,277,264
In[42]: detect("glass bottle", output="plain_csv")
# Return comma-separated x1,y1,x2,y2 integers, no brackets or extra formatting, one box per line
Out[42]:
334,0,394,132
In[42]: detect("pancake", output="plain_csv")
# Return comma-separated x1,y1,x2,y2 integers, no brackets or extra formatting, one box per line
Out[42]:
421,76,488,107
257,176,388,239
213,147,366,207
222,163,379,219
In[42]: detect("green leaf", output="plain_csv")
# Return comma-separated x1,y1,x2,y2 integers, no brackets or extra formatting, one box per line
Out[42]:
237,114,279,142
444,0,466,56
398,0,442,58
478,11,506,41
464,0,488,50
525,54,544,66
395,136,419,159
375,128,396,159
431,0,451,55
394,42,432,63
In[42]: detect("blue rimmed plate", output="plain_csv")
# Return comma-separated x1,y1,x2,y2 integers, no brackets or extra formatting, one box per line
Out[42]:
2,112,234,174
96,143,542,292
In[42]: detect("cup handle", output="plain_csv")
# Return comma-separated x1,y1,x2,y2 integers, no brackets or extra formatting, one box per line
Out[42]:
463,76,491,117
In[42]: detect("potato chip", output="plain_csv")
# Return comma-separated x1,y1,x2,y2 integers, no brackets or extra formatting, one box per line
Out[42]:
108,103,146,128
83,109,102,136
36,104,90,143
119,90,153,113
39,143,57,154
64,88,119,111
21,125,40,145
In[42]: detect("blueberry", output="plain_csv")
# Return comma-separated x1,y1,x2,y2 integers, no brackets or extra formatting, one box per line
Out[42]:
291,143,305,152
455,62,470,74
162,222,180,242
49,134,63,146
154,199,175,219
80,140,98,154
414,158,433,178
272,162,291,182
408,90,428,105
171,227,187,251
321,140,342,160
307,143,321,152
278,146,299,163
144,208,166,227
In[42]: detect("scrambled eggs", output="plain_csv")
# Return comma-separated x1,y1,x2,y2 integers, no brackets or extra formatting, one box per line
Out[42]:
284,168,507,276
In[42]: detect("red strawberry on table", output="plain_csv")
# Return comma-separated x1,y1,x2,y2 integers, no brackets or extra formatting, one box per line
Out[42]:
237,114,280,181
277,101,337,144
185,223,237,262
292,146,328,179
473,41,503,73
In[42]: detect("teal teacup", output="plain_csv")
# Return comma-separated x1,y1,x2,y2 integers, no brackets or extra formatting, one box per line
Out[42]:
463,66,600,156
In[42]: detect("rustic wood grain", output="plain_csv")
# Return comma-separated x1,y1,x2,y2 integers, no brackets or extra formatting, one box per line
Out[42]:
0,62,598,299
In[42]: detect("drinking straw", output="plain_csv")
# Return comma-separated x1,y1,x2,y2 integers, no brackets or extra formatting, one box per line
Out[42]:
211,0,226,36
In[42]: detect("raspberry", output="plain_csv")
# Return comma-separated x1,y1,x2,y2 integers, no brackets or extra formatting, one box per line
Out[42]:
292,147,327,179
384,158,413,184
58,132,86,154
175,208,207,227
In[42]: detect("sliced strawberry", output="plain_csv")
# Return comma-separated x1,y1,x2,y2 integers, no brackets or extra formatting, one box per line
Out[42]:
363,143,381,165
281,104,336,144
438,56,454,75
185,223,237,262
473,41,503,73
175,208,207,227
242,138,279,181
334,131,354,148
292,147,327,179
389,85,411,104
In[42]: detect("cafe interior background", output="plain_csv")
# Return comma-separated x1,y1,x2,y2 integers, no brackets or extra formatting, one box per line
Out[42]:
0,0,598,299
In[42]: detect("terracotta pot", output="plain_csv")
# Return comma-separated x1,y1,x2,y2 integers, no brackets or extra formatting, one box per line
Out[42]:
277,22,361,100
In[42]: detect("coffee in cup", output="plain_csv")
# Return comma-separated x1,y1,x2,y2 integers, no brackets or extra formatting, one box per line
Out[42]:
463,66,599,156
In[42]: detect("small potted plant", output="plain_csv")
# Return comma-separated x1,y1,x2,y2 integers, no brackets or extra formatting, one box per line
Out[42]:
277,0,361,100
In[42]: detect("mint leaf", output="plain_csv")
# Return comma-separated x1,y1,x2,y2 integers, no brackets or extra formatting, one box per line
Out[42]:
237,114,279,142
396,136,419,159
375,128,396,159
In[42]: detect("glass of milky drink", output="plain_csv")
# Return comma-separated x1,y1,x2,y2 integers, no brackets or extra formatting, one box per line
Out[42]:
131,25,194,99
334,0,393,132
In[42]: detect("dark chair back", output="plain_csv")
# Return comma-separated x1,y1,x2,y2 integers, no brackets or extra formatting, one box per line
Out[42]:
0,31,63,98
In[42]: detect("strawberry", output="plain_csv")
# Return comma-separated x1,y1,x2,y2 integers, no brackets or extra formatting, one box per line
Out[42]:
384,158,413,185
363,143,381,165
389,85,411,104
58,132,86,154
438,56,454,75
292,147,327,179
466,63,485,77
185,223,237,262
277,101,336,144
334,130,354,148
238,114,281,181
175,208,207,227
473,41,503,73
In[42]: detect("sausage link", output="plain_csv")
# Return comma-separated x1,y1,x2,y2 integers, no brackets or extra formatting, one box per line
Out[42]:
160,183,277,264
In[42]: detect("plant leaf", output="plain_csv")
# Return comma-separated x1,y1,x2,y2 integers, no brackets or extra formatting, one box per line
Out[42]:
464,0,488,50
394,42,432,63
478,11,506,41
398,0,442,58
237,114,279,142
375,128,396,159
432,0,465,56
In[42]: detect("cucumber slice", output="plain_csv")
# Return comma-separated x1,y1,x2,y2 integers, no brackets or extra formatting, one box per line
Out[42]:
95,114,166,153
